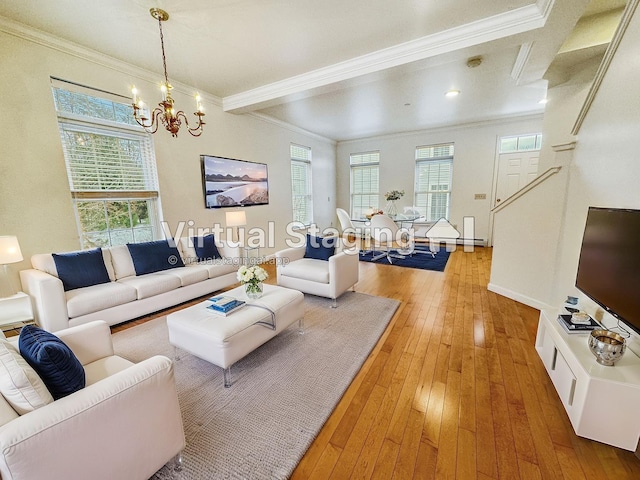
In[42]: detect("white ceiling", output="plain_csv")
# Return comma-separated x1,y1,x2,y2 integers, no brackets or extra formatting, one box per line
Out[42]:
0,0,619,141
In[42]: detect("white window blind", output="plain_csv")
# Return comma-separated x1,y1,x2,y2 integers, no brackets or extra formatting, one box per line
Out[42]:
415,144,454,221
350,151,379,219
290,144,312,225
59,124,157,193
53,81,161,248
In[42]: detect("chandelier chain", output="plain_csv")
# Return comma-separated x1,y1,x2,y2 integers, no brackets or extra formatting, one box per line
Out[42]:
157,15,170,87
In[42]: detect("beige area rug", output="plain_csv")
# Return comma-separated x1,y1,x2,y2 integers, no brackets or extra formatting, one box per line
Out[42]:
112,291,400,480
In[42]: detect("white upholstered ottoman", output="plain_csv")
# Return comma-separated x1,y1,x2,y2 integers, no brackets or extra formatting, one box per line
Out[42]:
166,284,304,387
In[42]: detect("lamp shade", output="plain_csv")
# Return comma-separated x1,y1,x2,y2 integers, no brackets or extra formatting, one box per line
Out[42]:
0,236,23,264
226,211,247,227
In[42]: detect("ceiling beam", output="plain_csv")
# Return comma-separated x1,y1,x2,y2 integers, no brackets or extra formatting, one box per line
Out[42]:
223,1,556,114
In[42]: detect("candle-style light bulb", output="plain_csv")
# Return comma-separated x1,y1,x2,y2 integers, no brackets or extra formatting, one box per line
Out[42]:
160,84,167,101
132,86,138,104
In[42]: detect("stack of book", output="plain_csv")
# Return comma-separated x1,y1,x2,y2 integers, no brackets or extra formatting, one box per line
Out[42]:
557,314,602,334
207,295,245,316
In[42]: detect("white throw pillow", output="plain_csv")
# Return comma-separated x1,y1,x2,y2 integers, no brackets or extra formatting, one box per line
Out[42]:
0,339,53,415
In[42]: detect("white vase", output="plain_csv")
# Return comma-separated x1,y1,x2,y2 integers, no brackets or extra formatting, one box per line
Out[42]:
385,200,398,217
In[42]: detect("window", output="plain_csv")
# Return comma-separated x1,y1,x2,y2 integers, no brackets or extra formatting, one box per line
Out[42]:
414,144,454,221
290,144,312,225
53,81,161,249
350,151,380,219
499,133,542,153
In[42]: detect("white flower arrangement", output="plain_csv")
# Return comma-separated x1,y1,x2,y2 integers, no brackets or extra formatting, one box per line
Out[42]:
237,265,269,295
385,189,405,201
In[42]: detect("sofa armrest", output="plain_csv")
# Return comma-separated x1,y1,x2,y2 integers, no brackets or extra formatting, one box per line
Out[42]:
0,355,185,480
19,269,69,333
329,250,360,298
55,321,114,366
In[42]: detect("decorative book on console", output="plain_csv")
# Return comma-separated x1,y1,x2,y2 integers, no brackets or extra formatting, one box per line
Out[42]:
207,295,246,316
557,314,602,334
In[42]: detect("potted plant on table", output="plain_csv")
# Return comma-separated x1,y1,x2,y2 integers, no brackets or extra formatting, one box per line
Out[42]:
237,265,269,299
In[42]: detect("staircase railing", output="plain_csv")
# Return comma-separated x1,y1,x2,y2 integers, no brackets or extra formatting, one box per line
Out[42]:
491,166,562,214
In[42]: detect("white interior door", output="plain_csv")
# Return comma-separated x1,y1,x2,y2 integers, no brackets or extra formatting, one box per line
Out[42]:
493,151,539,208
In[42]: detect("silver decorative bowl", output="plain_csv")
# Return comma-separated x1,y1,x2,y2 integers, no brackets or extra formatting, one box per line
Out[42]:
588,330,626,366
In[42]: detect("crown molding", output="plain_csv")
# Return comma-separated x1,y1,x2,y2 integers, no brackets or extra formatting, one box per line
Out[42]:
223,3,553,113
0,15,223,107
337,112,545,145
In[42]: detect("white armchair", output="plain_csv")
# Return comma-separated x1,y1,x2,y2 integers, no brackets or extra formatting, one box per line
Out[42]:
275,237,359,307
0,321,185,480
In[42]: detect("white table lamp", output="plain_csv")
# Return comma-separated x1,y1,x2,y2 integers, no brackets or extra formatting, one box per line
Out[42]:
225,211,247,243
0,236,24,298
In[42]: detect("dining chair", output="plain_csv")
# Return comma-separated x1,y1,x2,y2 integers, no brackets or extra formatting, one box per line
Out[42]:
369,214,413,263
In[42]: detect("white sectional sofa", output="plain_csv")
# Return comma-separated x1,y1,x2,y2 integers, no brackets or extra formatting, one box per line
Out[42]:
20,238,240,332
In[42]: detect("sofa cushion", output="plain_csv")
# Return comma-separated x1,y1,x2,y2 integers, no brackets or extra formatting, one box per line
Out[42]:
66,282,138,319
0,396,19,426
117,272,182,300
84,356,134,386
52,248,111,292
109,245,136,279
0,339,54,415
280,258,331,284
192,235,222,261
127,240,185,275
304,234,336,261
31,249,116,282
19,326,86,400
196,260,238,279
163,266,209,286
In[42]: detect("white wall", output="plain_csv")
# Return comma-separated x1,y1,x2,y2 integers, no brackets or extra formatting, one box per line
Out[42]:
489,5,640,345
336,116,543,242
0,29,336,283
551,9,640,310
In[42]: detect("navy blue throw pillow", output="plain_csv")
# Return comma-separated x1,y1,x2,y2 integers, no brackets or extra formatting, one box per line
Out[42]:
127,240,185,276
19,325,85,400
192,235,222,261
304,234,337,261
52,248,111,292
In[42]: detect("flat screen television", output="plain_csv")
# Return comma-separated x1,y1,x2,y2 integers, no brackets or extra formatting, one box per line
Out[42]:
576,207,640,334
200,154,269,208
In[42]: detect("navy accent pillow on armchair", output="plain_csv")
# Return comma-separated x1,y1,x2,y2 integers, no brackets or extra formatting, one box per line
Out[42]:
19,325,85,400
304,234,337,261
52,248,111,292
127,240,184,275
192,234,222,261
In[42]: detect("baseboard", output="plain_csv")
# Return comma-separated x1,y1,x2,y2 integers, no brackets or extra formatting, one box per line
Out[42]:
487,283,553,311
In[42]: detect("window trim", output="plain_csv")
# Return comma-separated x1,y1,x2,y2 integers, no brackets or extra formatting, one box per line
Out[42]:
290,143,313,225
350,151,380,219
414,144,454,221
54,82,162,249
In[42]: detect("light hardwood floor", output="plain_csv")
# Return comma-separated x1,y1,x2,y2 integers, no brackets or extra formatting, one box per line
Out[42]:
114,247,640,479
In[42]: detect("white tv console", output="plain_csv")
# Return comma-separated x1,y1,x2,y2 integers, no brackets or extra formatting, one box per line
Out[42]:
535,310,640,451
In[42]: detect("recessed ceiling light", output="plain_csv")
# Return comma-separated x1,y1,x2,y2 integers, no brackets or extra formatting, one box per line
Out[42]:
445,90,460,97
539,98,548,104
404,103,411,106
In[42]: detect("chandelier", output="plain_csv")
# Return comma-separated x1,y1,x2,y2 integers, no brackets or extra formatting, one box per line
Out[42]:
131,8,205,137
